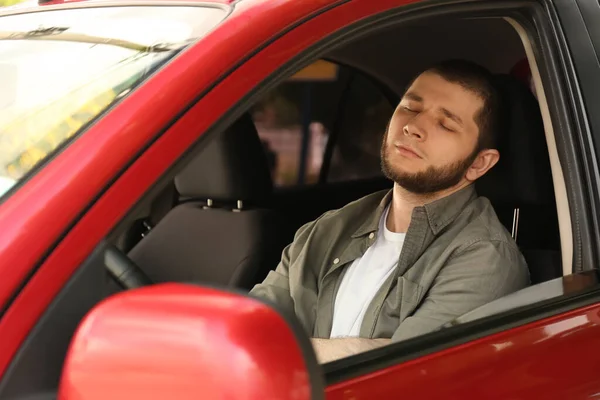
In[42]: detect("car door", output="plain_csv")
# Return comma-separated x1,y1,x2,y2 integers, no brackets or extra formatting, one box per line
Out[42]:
2,0,600,399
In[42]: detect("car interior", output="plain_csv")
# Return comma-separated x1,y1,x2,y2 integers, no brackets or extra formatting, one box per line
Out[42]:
0,12,575,400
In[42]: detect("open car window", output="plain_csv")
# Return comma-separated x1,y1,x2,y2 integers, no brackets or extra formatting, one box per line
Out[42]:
0,5,227,199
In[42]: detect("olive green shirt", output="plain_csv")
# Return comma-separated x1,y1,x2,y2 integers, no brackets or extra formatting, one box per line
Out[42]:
250,186,529,342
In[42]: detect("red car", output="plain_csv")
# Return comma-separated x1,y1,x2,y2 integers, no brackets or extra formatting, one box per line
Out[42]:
1,0,600,398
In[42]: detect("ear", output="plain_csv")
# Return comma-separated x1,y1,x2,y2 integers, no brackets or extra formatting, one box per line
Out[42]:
465,149,500,182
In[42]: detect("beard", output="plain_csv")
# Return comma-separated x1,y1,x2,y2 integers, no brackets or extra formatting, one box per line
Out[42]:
380,130,479,195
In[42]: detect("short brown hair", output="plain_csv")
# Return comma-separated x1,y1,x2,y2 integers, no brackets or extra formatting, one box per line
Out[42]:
416,59,500,151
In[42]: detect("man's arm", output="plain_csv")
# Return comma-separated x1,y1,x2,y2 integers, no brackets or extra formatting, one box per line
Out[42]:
249,218,322,319
311,338,391,364
392,240,529,342
248,250,295,313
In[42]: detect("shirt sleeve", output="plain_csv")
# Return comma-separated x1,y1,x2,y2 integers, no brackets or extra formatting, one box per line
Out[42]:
391,239,530,342
248,218,319,321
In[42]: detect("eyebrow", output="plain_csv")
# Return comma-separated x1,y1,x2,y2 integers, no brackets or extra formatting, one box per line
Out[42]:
403,91,464,126
440,107,463,126
403,92,423,102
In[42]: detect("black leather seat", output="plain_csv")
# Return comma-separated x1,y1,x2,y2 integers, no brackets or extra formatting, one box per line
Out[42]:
128,115,284,290
476,74,562,284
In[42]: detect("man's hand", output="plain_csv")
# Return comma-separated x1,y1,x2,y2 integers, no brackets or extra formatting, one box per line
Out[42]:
310,338,391,364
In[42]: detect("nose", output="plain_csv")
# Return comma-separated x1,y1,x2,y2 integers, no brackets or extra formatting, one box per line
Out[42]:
403,116,426,141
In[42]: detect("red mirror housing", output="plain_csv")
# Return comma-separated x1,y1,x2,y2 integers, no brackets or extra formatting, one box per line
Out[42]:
58,284,323,400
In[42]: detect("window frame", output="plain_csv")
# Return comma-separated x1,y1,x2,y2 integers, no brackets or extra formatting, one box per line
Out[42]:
555,0,600,272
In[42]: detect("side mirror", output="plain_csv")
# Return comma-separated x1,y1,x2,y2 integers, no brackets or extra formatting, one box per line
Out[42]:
58,284,324,400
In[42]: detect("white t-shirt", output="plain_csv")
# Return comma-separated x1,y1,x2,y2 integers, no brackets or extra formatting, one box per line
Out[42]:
330,206,406,338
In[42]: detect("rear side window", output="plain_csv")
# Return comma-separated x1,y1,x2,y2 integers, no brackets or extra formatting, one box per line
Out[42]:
326,72,395,182
252,60,343,186
252,60,395,187
0,5,227,199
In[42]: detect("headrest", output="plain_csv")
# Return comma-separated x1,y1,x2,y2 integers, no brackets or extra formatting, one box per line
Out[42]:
175,114,273,205
475,74,554,206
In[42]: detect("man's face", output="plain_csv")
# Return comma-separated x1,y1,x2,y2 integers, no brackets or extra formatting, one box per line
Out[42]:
381,71,486,194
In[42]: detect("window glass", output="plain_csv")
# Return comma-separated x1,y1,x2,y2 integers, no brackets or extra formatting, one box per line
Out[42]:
0,5,227,199
327,73,395,182
252,60,395,187
252,60,345,186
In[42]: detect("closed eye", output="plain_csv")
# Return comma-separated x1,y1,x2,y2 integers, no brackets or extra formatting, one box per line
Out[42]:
439,123,455,132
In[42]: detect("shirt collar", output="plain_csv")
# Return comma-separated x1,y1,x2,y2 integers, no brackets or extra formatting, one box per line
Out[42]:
352,185,477,238
423,185,477,235
352,190,393,238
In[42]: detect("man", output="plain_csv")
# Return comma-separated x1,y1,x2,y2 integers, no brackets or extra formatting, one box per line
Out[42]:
250,60,529,363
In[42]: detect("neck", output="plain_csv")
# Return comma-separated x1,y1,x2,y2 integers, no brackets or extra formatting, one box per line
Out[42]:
386,180,471,233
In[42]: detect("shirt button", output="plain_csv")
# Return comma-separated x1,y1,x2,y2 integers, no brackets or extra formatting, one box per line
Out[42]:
333,258,340,265
369,233,375,239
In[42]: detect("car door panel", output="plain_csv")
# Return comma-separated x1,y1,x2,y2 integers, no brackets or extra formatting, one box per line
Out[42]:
326,302,600,399
325,270,600,397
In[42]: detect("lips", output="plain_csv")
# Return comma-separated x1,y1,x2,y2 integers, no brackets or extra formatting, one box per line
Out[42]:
395,144,422,159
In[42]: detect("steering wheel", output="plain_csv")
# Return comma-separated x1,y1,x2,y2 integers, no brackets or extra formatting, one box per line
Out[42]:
104,244,153,289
